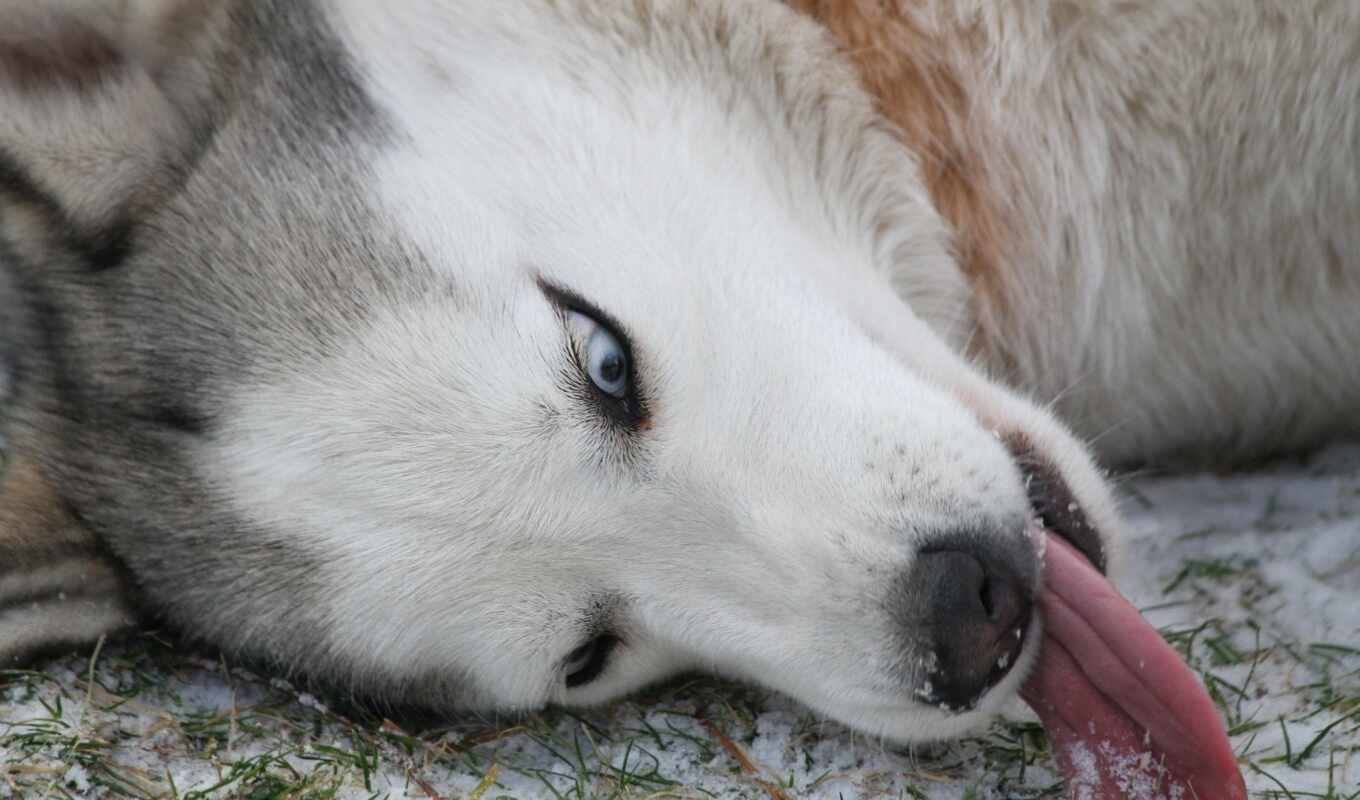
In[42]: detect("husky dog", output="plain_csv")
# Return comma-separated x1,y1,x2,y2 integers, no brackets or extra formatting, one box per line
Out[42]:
1,0,1356,753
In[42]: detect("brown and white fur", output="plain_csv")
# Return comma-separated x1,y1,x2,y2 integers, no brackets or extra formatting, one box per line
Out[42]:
794,0,1360,465
1,0,1356,745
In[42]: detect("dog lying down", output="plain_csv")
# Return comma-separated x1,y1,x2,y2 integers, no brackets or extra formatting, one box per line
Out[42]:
4,1,1359,796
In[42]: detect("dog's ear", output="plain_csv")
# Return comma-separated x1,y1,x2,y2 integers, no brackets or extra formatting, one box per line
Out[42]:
0,0,225,265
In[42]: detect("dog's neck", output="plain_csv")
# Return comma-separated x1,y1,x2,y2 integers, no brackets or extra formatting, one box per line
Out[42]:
796,1,1360,465
790,1,1142,422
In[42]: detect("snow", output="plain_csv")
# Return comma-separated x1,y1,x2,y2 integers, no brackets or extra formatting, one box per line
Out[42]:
2,444,1357,798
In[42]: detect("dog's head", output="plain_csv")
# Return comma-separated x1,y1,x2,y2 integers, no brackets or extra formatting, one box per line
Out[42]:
0,0,1122,741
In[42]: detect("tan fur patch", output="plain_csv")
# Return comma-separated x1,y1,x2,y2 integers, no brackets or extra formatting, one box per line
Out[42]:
785,0,1011,352
0,452,83,563
0,451,134,663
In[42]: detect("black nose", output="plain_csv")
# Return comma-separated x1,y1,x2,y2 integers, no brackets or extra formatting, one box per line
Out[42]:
891,533,1037,711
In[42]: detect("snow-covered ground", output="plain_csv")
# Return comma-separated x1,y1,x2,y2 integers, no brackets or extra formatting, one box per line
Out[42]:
3,444,1358,798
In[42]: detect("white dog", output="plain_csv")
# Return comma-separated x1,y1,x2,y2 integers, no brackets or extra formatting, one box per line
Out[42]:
0,2,1354,792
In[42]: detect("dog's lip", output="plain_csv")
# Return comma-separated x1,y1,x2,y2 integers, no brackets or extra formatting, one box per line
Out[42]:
1004,433,1106,572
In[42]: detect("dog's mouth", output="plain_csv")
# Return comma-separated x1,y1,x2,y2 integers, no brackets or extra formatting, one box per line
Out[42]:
997,435,1246,795
1003,432,1106,573
899,432,1103,718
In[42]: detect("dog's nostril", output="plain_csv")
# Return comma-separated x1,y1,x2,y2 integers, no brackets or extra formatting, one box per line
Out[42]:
978,575,995,618
982,569,1025,631
892,535,1036,711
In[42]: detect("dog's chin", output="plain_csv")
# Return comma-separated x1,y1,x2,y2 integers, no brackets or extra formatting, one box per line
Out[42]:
799,624,1045,745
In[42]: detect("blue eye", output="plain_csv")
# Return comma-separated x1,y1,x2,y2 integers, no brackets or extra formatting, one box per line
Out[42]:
568,311,628,398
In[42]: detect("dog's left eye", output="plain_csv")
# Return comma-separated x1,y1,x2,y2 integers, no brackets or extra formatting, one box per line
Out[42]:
567,311,629,398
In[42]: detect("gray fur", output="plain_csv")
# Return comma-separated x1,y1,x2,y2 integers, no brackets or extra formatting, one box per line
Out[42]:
0,0,425,685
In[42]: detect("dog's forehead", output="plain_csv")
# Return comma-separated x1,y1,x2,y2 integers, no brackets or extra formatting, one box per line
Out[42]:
328,4,790,264
321,0,962,322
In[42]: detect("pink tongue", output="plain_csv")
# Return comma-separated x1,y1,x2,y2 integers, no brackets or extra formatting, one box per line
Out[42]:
1021,533,1246,799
